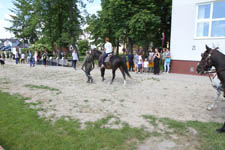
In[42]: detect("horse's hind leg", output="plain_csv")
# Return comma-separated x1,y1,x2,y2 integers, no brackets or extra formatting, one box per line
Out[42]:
119,67,126,85
111,69,117,84
101,68,105,81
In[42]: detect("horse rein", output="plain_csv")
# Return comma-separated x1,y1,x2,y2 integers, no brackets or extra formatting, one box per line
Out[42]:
205,70,217,87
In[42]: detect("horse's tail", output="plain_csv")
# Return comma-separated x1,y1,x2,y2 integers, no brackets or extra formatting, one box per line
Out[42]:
122,61,131,78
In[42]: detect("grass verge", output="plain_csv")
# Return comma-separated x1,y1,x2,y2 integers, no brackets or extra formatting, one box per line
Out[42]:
144,115,225,150
0,91,148,150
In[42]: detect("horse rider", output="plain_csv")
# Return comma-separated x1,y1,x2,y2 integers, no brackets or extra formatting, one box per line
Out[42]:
101,37,112,68
81,50,95,83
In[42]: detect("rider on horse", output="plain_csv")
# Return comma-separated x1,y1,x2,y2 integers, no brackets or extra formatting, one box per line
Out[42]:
101,37,112,68
81,51,95,83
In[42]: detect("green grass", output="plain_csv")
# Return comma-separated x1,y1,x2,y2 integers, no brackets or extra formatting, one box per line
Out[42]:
0,92,148,150
25,84,60,92
2,91,225,150
144,115,225,150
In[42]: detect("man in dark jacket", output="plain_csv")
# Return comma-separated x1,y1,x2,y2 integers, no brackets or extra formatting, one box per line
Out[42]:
128,51,134,72
81,51,95,83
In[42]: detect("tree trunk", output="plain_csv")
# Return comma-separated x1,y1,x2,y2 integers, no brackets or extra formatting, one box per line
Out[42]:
116,39,119,55
127,37,133,54
143,41,149,57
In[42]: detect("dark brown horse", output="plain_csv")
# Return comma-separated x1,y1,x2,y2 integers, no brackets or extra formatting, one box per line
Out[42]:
197,45,225,133
91,49,131,85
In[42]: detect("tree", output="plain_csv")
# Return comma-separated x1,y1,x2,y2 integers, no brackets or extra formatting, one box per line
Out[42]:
86,0,172,54
6,0,39,44
77,40,90,56
7,0,84,52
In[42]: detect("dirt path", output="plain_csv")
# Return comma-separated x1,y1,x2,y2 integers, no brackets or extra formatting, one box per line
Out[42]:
1,62,225,129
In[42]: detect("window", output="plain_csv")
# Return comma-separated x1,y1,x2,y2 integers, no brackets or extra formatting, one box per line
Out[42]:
196,1,225,38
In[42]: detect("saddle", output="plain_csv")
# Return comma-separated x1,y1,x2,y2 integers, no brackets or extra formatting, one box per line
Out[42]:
104,54,112,63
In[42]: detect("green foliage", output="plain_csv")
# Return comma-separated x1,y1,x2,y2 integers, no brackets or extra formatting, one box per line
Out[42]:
7,0,83,51
77,40,90,56
86,0,172,53
29,43,51,52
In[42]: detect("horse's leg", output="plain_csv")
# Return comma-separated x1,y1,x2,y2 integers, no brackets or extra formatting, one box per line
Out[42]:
208,88,221,110
101,67,105,81
119,66,126,85
111,68,117,84
216,122,225,133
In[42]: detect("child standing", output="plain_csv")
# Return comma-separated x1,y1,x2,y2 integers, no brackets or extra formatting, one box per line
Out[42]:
137,53,143,73
144,58,149,73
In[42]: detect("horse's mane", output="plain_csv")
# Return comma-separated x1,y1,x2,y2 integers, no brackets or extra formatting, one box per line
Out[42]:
213,48,225,57
212,48,225,70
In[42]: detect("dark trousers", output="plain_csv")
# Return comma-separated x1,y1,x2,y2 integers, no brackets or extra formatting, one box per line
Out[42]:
101,53,111,65
72,60,77,69
16,58,19,64
129,61,134,71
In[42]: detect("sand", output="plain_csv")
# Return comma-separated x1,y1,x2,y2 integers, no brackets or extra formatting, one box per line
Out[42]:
1,61,225,129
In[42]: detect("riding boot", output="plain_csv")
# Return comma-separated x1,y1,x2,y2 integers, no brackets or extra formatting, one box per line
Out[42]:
216,122,225,133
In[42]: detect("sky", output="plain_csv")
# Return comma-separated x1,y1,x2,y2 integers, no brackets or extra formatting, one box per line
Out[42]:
0,0,101,39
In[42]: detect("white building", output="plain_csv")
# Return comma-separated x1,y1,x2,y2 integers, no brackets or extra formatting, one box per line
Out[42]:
170,0,225,74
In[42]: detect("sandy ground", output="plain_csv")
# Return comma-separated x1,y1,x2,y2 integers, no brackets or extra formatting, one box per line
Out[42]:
1,61,225,129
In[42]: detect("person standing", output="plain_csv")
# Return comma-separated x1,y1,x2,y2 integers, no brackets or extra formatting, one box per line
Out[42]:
153,48,160,75
137,53,143,73
72,49,79,69
101,37,112,68
42,50,48,67
148,48,154,73
143,58,149,73
133,51,139,73
162,48,167,72
21,53,25,64
128,51,134,72
29,50,35,67
15,50,19,64
164,48,171,73
34,51,38,65
81,51,95,83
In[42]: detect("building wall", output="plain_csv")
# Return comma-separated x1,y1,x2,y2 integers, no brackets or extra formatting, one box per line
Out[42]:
170,0,225,74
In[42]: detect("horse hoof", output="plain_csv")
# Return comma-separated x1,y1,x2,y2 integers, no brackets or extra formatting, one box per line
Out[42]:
207,107,213,111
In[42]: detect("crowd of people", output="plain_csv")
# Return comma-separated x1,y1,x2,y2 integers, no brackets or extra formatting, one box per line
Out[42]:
124,47,171,75
1,44,171,75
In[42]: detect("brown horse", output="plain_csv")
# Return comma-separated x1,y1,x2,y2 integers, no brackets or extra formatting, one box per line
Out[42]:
197,45,225,133
91,49,131,85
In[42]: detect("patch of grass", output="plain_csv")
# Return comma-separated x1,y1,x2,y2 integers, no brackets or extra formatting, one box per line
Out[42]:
0,91,148,150
144,115,225,150
25,84,60,92
143,115,158,127
0,78,10,84
84,99,89,103
100,98,111,103
147,77,160,81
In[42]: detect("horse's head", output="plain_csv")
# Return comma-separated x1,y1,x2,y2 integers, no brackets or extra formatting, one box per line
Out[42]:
197,45,216,74
91,49,102,60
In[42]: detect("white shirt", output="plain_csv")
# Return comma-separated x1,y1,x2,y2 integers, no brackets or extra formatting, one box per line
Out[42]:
72,52,78,60
104,42,112,54
21,54,25,59
138,56,142,64
144,61,149,68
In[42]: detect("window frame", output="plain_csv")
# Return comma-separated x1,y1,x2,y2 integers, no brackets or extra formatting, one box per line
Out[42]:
195,1,225,39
